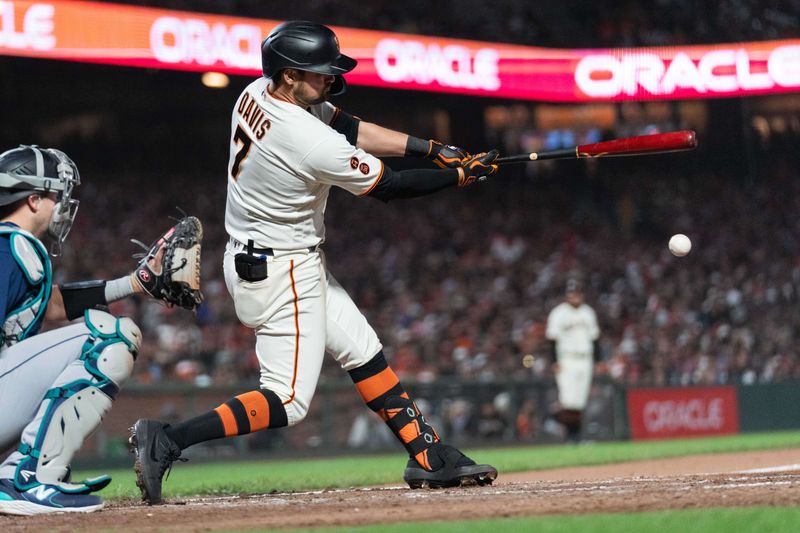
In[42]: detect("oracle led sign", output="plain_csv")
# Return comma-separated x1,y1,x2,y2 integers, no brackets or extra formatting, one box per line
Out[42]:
2,0,800,101
574,47,800,98
373,39,501,91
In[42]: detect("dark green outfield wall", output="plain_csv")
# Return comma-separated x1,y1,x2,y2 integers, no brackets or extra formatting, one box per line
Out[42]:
738,383,800,432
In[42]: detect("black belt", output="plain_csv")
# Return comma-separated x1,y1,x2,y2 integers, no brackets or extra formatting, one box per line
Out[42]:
232,238,318,256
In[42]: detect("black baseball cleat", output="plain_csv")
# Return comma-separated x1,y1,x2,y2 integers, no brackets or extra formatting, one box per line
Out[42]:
403,443,498,489
129,419,185,505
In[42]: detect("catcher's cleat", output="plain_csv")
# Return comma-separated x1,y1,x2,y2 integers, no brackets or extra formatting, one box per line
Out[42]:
403,443,498,489
0,478,103,515
129,419,185,505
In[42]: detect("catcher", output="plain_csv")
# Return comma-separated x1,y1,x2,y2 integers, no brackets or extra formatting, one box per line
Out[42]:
0,145,202,515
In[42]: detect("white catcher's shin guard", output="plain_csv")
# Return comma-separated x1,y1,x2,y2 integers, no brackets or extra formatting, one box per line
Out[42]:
12,310,141,494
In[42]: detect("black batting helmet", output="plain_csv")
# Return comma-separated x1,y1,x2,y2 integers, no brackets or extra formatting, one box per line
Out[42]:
261,21,357,95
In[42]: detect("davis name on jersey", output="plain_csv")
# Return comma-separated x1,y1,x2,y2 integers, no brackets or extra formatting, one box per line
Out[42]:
225,77,384,251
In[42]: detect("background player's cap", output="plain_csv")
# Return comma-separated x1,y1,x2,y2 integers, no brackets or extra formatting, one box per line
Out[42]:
566,279,583,295
261,20,357,95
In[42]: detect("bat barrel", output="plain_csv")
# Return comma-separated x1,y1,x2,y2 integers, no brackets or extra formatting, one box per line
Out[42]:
495,130,697,165
577,130,697,158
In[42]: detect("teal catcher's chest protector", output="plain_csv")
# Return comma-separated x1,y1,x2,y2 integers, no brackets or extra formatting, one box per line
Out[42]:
0,227,52,347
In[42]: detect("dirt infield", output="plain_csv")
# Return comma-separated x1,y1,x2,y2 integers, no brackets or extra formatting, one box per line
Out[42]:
3,449,799,531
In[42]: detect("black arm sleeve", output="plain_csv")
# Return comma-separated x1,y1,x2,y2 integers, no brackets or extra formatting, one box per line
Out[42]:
368,165,459,202
330,108,360,146
593,339,602,363
60,280,108,321
550,340,558,363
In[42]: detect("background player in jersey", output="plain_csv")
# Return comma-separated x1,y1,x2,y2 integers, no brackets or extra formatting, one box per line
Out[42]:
131,20,499,504
0,145,198,515
545,279,601,443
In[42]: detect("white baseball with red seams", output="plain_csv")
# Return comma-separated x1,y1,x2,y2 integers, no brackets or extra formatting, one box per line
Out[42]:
669,234,692,257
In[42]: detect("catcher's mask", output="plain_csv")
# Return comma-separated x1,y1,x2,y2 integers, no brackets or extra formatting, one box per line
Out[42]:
261,20,357,96
0,145,80,255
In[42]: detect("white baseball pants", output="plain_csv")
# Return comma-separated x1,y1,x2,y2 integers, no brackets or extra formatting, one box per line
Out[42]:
223,242,382,426
555,353,593,410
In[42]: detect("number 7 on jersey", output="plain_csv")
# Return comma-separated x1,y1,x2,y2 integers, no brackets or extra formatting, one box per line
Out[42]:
231,125,252,180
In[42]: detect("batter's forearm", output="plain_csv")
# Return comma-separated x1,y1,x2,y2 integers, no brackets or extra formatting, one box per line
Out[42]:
356,121,409,157
368,166,458,202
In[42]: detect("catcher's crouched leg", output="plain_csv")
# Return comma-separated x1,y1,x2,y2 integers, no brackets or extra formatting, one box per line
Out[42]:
3,311,140,514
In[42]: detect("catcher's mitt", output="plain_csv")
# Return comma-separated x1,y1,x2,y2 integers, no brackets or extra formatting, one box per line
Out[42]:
132,216,203,310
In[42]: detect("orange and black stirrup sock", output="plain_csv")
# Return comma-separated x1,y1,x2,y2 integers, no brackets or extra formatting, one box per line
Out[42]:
164,389,288,450
349,352,442,470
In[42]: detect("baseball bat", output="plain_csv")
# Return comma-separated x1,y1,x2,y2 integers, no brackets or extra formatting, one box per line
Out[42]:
495,130,697,164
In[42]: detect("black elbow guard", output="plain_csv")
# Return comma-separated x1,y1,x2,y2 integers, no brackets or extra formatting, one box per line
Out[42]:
60,280,108,321
367,165,396,203
330,109,360,146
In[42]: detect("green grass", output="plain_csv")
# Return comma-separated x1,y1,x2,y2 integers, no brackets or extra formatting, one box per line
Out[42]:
76,430,800,500
282,507,800,533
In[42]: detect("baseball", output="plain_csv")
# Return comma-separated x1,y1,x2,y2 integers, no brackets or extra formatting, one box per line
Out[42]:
669,234,692,256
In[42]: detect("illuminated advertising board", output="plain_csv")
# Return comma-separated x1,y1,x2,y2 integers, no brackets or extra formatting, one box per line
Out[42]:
2,0,799,101
627,387,739,440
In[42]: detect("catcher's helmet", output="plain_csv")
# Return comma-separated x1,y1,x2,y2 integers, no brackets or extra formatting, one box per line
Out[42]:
0,145,80,254
261,21,357,95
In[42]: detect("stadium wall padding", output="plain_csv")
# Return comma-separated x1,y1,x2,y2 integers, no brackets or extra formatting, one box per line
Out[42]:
737,383,800,432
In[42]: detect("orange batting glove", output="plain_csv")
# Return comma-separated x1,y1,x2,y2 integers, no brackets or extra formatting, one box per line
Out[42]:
427,140,471,168
456,150,499,187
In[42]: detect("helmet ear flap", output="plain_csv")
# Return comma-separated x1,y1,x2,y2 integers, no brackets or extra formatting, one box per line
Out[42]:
330,75,347,96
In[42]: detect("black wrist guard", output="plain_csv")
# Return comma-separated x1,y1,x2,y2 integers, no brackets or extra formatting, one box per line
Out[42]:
405,136,432,157
60,280,108,321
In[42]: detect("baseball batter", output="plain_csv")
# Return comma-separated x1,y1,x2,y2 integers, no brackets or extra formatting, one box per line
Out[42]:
0,145,146,515
545,280,600,442
131,21,499,503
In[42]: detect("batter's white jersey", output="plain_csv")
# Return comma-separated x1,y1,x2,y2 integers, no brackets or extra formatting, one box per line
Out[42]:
222,78,383,426
545,302,599,357
225,77,384,250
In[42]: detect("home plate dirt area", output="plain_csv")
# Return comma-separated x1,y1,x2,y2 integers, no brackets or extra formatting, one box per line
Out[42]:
3,449,799,532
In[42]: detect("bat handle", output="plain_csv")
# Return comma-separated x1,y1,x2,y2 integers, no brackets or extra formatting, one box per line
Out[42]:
495,153,538,164
496,147,576,164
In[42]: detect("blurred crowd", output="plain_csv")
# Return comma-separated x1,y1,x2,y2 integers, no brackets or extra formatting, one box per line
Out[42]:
114,0,799,47
46,129,800,391
13,0,796,453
